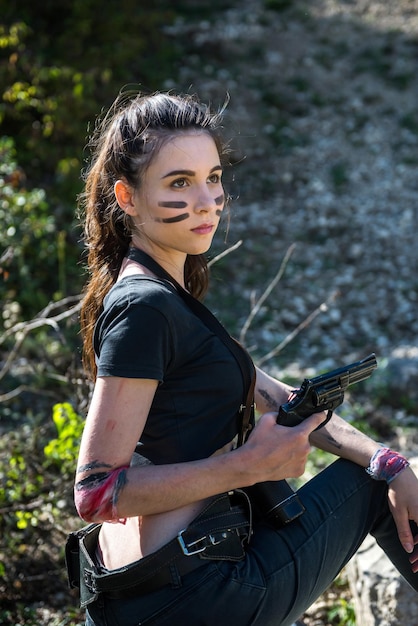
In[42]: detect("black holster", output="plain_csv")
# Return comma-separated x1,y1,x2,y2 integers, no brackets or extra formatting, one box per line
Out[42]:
65,522,102,607
246,479,305,527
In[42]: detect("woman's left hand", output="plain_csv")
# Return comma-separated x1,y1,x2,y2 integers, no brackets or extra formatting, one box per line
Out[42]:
387,466,418,570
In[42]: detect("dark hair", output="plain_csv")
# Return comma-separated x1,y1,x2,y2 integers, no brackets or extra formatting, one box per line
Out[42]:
79,90,229,379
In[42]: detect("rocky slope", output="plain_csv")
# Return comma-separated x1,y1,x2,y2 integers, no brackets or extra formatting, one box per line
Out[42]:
166,0,418,385
166,3,418,623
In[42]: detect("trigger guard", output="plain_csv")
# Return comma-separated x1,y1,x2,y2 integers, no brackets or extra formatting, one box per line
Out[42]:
314,409,333,431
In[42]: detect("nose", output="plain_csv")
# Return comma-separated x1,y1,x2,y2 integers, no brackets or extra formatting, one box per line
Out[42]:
193,185,218,213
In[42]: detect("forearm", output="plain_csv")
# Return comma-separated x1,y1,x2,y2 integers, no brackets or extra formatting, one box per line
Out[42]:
121,451,253,517
255,366,293,413
76,444,260,523
309,412,380,467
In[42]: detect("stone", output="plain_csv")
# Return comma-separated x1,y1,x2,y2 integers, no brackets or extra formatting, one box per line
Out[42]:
346,458,418,625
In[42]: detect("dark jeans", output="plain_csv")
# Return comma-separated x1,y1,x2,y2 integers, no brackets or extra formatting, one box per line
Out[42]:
85,459,418,626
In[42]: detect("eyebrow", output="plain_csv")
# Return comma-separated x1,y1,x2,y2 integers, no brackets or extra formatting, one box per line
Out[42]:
161,165,222,179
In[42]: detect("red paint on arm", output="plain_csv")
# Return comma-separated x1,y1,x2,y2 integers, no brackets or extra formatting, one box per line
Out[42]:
74,465,129,523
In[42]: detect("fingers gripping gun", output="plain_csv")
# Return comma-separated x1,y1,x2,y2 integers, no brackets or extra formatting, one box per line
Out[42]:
250,354,378,527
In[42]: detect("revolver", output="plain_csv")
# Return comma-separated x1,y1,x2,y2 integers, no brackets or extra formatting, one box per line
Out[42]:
277,353,378,429
248,353,378,528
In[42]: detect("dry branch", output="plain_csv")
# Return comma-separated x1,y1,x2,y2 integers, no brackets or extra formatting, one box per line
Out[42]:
0,294,82,400
239,243,296,346
257,290,339,367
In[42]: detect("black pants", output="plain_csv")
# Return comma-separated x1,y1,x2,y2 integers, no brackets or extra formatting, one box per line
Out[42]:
86,459,418,626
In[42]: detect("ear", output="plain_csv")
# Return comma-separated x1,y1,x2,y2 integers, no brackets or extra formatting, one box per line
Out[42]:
114,180,137,215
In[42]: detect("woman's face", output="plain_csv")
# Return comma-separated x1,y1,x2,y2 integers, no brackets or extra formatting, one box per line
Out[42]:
119,131,225,264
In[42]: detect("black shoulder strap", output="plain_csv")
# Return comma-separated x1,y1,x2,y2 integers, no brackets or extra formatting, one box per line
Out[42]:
126,247,255,445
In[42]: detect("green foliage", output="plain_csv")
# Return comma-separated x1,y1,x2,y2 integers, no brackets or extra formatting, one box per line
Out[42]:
0,136,71,320
0,431,44,523
44,402,84,475
0,403,83,613
0,402,82,532
0,1,183,192
327,597,356,625
0,0,194,324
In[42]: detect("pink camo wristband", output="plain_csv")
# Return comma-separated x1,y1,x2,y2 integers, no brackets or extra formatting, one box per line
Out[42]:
366,447,410,484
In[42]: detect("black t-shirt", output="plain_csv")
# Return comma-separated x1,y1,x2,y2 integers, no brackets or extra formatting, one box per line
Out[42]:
93,276,246,464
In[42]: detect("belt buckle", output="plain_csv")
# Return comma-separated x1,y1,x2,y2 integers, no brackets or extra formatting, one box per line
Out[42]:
177,529,208,556
177,529,230,556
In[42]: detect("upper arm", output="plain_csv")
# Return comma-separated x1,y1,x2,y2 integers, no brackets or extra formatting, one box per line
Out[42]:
76,375,159,478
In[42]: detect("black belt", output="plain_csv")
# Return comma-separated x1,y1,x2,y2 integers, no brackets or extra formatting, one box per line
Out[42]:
66,491,252,607
105,550,207,599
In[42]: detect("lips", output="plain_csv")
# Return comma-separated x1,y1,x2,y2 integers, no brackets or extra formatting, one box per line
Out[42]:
191,224,214,235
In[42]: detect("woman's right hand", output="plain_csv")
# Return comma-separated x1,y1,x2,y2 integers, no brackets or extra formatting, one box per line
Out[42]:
242,411,325,484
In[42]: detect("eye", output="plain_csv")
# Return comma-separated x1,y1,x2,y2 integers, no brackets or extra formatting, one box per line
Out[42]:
171,178,188,188
208,172,222,184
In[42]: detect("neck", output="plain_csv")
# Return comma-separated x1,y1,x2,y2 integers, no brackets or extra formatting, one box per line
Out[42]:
129,242,186,288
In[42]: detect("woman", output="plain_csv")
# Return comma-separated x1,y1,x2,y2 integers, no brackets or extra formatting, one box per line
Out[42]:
74,90,418,626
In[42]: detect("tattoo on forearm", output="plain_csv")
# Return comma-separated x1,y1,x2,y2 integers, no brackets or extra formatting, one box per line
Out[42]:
324,434,342,450
258,388,281,411
77,460,112,475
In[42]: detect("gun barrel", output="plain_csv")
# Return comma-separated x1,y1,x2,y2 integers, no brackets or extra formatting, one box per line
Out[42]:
278,353,378,426
309,353,377,388
346,353,378,385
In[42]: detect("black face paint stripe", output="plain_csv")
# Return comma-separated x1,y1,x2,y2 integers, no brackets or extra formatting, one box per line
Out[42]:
215,194,225,206
216,209,222,217
154,213,190,223
158,201,188,209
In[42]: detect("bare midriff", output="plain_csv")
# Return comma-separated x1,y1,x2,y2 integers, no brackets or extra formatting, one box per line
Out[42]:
98,438,235,570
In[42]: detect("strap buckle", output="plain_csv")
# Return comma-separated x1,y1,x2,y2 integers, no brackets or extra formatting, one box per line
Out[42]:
177,529,229,556
83,568,98,593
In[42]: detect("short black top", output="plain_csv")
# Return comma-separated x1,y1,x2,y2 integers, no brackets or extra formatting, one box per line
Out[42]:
93,275,245,464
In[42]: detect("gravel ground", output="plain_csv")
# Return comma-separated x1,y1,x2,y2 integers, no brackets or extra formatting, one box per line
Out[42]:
165,4,418,622
165,0,418,382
